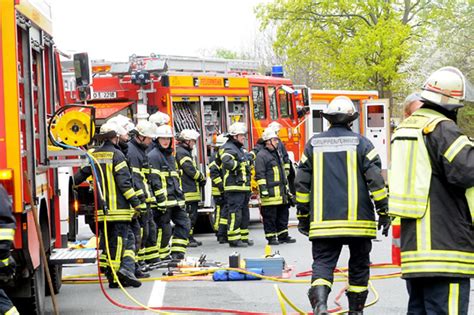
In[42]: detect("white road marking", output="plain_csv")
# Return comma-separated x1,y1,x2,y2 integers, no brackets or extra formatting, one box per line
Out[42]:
147,281,166,307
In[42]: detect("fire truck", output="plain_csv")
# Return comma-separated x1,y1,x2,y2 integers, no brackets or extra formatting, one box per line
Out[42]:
301,89,390,170
0,1,96,313
63,55,305,229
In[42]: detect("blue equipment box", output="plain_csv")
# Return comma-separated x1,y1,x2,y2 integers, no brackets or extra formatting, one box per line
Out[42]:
244,257,284,277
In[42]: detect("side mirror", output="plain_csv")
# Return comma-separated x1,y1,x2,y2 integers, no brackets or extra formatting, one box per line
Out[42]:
73,53,91,87
73,53,91,101
301,87,310,106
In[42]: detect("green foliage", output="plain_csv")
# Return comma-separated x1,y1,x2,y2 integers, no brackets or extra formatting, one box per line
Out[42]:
458,103,474,137
256,0,456,98
214,48,239,60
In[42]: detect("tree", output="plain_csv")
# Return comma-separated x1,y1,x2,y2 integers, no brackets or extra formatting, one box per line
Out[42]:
256,0,453,100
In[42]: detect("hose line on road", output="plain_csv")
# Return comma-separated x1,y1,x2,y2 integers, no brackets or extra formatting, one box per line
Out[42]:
63,134,401,315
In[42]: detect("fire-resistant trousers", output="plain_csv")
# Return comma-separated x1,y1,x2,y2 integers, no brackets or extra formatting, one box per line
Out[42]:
186,202,199,236
214,196,227,237
261,204,289,240
226,192,250,243
99,222,136,276
155,206,190,257
406,277,470,315
139,208,159,263
311,238,371,287
0,289,17,314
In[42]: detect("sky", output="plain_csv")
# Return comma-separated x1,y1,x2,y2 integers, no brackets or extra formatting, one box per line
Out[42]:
49,0,271,62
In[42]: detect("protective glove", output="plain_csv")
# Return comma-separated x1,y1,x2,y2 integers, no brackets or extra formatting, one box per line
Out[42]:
0,256,16,281
297,216,310,236
296,204,310,236
377,214,392,237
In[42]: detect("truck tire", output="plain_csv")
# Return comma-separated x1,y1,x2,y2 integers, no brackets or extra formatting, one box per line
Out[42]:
45,263,62,295
12,264,46,315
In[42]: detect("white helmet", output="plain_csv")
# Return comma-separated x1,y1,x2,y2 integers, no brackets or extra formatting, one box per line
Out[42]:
135,120,158,138
322,96,359,124
420,66,472,111
268,121,282,133
179,129,200,141
149,111,171,126
108,114,135,133
228,122,247,136
262,128,278,141
100,121,124,136
155,124,174,138
215,134,228,147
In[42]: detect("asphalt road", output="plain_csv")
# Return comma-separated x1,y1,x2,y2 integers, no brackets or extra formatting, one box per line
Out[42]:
45,211,473,314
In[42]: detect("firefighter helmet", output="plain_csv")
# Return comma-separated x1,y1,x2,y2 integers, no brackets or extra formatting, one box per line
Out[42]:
262,128,278,141
322,96,359,124
215,134,228,147
268,121,282,133
155,124,174,138
108,114,135,133
420,66,473,111
100,121,124,136
228,122,247,136
135,120,158,138
178,129,200,141
149,111,171,126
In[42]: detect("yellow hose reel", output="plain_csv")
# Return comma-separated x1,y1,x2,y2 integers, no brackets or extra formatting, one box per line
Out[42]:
54,110,95,147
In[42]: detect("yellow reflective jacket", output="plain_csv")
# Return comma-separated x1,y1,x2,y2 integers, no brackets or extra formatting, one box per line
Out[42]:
389,107,474,278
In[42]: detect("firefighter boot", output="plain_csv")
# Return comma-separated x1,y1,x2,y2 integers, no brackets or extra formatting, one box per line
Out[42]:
229,240,248,248
171,252,185,260
308,286,330,315
268,237,280,245
117,268,142,288
346,290,369,314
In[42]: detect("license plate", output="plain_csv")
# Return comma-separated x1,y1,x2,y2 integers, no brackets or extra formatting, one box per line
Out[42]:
91,91,117,99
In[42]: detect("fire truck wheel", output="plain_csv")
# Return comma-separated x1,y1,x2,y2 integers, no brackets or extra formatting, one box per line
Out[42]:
12,263,46,315
45,263,62,295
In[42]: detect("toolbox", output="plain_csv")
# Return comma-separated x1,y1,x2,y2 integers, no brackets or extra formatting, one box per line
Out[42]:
244,257,284,277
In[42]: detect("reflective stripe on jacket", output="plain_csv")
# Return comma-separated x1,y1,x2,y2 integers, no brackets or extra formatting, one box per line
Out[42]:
221,139,251,192
295,125,387,239
127,139,155,211
73,141,140,221
389,107,474,278
209,150,224,196
176,144,203,202
255,146,288,206
147,146,185,208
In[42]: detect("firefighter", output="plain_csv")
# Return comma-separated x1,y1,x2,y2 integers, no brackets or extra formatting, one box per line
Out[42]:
210,134,228,243
389,67,474,315
402,92,423,118
148,124,191,260
295,96,389,314
221,122,253,247
255,128,296,245
267,121,291,176
148,111,171,153
106,116,152,278
0,184,19,314
74,121,143,288
127,121,160,269
176,129,206,247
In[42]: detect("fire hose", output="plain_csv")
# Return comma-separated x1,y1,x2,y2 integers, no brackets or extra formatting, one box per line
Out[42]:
48,107,402,314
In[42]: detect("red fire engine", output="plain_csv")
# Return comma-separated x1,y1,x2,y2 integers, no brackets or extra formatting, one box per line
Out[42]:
0,1,97,313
